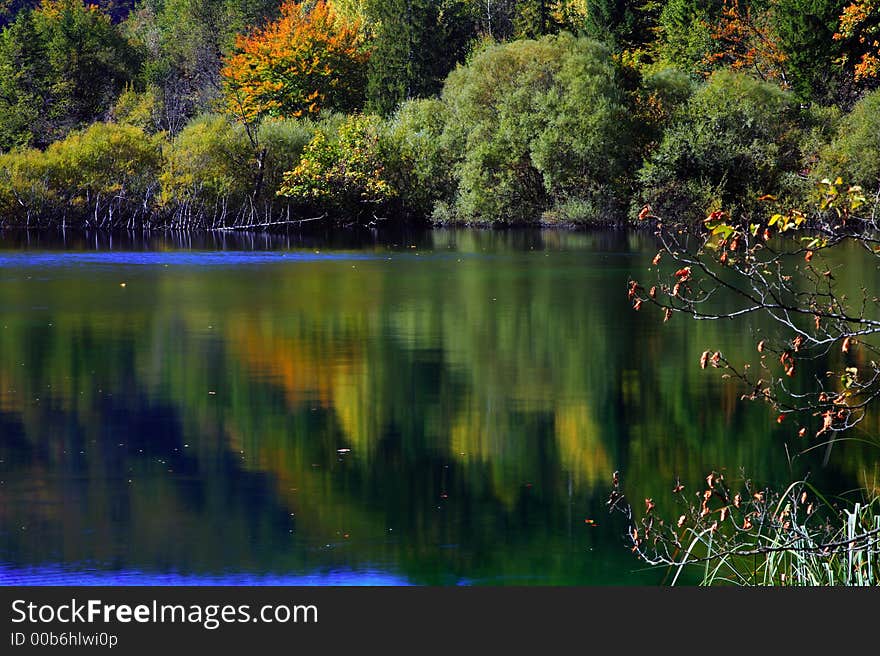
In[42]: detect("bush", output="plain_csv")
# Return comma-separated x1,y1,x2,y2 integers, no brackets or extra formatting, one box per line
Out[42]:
817,89,880,192
160,114,255,222
0,122,162,227
255,117,321,204
278,114,396,221
382,97,454,218
110,86,163,134
161,113,324,225
637,70,804,220
633,67,696,152
439,34,640,224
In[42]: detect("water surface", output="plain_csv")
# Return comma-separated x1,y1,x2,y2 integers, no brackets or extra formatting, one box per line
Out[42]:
0,229,875,585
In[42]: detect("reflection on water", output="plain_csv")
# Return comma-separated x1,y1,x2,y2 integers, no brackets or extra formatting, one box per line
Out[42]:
0,229,876,585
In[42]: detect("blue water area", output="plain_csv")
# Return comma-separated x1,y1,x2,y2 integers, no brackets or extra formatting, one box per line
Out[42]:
0,251,385,268
0,564,413,586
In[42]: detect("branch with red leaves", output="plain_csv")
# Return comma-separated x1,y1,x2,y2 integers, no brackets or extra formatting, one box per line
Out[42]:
629,180,880,463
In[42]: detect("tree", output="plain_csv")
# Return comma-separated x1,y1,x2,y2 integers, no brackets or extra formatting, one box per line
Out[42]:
835,0,880,82
702,0,788,85
582,0,657,51
0,1,139,150
514,0,559,38
620,165,880,584
468,0,517,40
222,0,370,123
1,1,138,26
37,1,140,126
440,34,640,222
364,0,476,115
772,0,847,101
122,0,282,134
0,9,54,149
656,0,724,72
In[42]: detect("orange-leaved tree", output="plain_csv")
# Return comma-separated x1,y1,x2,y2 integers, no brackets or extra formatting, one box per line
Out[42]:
703,0,789,86
221,0,370,124
835,1,880,81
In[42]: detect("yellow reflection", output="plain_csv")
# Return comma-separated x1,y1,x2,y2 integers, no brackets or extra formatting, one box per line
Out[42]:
554,402,611,488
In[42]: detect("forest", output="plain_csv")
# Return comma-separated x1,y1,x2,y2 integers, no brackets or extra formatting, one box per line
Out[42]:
0,0,877,229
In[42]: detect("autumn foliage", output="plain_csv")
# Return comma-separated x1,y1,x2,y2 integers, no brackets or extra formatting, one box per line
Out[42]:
703,0,788,85
835,1,880,80
221,0,370,123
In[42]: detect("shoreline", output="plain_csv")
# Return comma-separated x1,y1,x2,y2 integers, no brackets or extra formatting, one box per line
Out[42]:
0,216,645,237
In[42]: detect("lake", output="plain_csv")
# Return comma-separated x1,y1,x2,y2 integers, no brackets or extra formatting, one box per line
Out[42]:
0,228,876,585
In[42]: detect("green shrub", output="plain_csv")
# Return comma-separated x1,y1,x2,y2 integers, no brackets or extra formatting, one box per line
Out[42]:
817,89,880,192
640,67,695,121
439,34,640,224
256,117,320,204
161,113,323,223
382,97,454,218
278,114,396,220
637,70,804,220
0,122,162,227
110,86,164,133
635,67,696,152
160,114,255,219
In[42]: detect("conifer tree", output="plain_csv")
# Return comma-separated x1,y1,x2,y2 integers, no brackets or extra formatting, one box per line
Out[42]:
365,0,475,115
